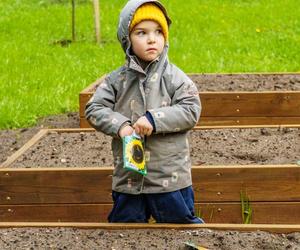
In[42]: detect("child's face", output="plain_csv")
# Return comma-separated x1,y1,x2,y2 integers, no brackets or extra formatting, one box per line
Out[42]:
130,20,165,62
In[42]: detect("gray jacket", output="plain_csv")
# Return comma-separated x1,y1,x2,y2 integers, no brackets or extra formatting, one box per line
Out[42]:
85,0,201,194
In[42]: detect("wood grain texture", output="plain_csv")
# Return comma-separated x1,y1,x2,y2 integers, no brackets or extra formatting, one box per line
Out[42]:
1,165,299,204
1,202,300,224
192,165,300,202
0,168,113,204
0,204,111,222
79,75,106,116
200,92,300,117
198,116,300,126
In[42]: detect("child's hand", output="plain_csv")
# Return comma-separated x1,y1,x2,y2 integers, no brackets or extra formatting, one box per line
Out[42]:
119,124,134,138
133,116,153,136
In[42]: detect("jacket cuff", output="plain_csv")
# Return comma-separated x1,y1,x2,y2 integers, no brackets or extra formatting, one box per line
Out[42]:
145,111,156,132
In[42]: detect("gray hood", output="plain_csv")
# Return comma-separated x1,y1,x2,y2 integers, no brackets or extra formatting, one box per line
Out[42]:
117,0,172,53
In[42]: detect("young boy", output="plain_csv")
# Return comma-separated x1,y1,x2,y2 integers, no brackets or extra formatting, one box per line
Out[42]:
85,0,204,223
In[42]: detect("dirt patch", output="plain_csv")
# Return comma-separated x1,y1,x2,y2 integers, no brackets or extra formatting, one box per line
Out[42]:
1,228,300,250
10,127,299,168
193,73,300,91
0,112,79,165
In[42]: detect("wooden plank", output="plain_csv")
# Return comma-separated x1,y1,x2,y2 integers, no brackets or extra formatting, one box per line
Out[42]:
2,202,300,224
192,165,300,202
48,128,94,133
198,116,300,126
0,165,299,205
197,202,300,224
0,204,111,222
79,75,106,94
0,129,48,168
79,75,106,116
195,124,300,129
1,222,300,233
80,117,93,128
0,168,113,204
79,93,94,117
200,92,300,117
188,72,300,76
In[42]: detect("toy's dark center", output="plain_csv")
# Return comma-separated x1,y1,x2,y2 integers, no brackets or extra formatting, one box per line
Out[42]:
132,144,143,163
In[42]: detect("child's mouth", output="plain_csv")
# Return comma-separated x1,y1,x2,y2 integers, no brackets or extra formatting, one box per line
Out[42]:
147,48,157,52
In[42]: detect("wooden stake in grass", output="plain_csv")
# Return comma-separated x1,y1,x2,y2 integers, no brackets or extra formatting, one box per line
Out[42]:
93,0,101,43
240,190,252,224
71,0,76,41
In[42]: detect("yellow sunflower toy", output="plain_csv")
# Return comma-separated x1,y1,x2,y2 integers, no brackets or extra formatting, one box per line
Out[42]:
123,132,147,176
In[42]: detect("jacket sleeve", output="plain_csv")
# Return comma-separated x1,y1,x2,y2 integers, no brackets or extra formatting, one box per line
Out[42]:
85,75,131,137
148,80,201,134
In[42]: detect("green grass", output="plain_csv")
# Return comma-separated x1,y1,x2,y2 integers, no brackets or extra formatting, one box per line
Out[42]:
1,0,300,129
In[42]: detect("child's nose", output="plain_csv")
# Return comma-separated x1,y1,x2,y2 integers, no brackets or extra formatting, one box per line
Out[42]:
147,33,156,43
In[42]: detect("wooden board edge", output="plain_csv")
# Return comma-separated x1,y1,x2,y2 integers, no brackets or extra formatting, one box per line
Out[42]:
0,164,297,172
0,129,49,168
194,124,300,129
79,75,106,94
80,90,300,95
199,91,300,94
2,202,300,224
1,222,300,233
187,72,300,76
56,124,300,132
48,128,95,133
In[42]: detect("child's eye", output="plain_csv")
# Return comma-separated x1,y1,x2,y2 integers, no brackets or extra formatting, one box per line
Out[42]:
156,29,163,35
136,31,146,36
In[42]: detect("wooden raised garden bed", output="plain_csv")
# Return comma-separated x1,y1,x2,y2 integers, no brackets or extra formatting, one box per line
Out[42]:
79,73,300,128
1,126,300,233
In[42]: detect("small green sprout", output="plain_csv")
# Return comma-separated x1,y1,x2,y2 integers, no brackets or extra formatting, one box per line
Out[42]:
240,190,252,224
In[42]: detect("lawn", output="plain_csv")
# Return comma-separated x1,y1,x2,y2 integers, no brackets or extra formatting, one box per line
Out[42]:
0,0,299,129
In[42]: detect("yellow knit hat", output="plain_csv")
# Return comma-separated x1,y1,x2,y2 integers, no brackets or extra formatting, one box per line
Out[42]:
129,3,169,41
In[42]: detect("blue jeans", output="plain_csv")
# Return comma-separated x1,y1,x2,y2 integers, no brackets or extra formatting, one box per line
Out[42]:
108,186,204,223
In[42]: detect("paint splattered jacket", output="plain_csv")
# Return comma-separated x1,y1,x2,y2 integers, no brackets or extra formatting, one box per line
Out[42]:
85,0,201,194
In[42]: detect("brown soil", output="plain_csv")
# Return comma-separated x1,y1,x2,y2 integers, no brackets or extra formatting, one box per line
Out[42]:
1,74,300,249
193,73,300,91
1,227,300,250
0,112,79,165
11,127,299,168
